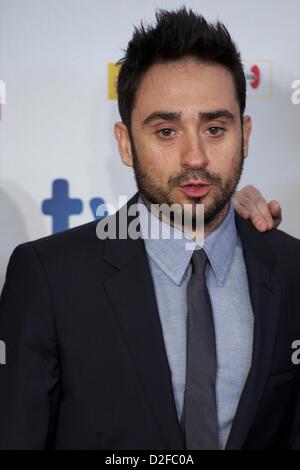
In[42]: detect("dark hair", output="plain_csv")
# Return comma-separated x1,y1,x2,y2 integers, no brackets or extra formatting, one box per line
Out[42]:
117,7,246,131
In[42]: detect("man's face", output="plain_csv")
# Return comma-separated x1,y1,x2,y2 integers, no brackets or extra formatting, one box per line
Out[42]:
115,57,252,231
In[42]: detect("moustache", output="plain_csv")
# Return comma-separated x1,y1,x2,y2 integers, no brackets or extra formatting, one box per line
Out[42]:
168,169,222,188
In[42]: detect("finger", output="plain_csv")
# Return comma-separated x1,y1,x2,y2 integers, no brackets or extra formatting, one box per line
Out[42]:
269,200,281,217
232,198,251,219
235,195,269,231
242,189,274,230
235,187,276,231
268,200,282,228
239,185,263,203
241,189,274,230
251,211,269,232
256,200,274,230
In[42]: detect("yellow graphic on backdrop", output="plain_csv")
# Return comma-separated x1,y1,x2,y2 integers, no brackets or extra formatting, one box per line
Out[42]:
108,63,121,100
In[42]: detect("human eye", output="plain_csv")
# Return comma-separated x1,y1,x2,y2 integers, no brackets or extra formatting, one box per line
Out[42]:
156,128,176,138
205,126,226,137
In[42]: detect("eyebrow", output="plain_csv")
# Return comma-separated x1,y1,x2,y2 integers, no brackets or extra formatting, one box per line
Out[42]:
200,110,235,122
142,112,181,126
142,109,235,126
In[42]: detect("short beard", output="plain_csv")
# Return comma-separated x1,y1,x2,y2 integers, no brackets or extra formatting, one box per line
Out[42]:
130,135,245,231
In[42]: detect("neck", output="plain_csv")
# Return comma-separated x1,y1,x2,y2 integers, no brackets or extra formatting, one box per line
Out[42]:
140,195,231,243
173,202,230,243
203,203,230,237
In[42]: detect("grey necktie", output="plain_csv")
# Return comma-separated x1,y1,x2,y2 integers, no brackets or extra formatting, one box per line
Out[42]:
181,248,219,450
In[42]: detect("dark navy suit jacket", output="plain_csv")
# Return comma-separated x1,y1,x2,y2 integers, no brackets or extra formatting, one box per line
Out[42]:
0,192,300,449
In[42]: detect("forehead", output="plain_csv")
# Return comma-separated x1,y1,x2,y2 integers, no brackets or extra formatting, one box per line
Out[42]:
132,58,239,120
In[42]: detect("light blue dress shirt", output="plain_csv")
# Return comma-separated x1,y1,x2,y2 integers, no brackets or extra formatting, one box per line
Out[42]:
138,196,254,449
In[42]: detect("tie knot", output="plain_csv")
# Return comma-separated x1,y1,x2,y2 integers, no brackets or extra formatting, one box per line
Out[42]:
191,249,208,276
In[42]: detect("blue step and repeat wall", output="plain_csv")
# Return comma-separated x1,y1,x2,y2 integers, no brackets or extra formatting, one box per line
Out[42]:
0,0,300,291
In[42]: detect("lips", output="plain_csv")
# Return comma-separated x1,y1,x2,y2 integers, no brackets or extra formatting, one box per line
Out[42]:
179,180,212,198
180,180,211,187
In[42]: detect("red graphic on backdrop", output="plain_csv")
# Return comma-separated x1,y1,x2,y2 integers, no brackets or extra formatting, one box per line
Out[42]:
250,65,261,89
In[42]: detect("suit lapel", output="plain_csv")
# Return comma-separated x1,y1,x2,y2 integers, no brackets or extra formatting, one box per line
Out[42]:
226,214,282,449
102,193,184,450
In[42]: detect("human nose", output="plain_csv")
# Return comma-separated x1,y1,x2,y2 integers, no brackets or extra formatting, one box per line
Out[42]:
180,131,209,169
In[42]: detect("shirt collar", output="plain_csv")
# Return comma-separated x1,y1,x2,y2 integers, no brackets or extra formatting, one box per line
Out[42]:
138,195,237,287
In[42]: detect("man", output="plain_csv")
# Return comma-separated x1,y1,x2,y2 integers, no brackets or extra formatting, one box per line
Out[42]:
0,8,299,450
